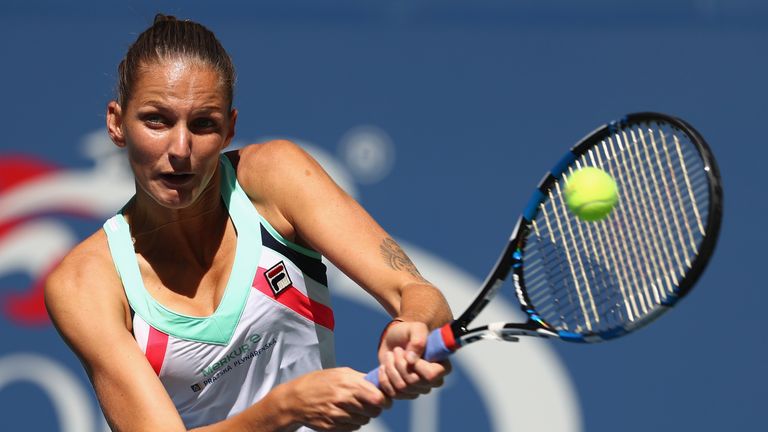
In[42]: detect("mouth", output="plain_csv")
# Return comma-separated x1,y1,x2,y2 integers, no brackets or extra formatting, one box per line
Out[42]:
159,172,195,187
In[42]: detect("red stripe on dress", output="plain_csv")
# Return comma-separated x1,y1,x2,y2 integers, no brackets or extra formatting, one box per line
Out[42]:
253,267,335,331
146,326,169,375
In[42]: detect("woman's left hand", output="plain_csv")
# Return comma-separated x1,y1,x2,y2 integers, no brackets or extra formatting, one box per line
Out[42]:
376,320,452,399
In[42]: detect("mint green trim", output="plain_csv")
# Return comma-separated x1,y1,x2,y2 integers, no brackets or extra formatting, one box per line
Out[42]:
102,156,261,345
258,215,322,260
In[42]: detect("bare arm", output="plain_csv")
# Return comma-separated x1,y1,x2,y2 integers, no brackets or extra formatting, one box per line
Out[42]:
234,141,452,326
45,234,385,432
234,141,453,397
45,239,194,431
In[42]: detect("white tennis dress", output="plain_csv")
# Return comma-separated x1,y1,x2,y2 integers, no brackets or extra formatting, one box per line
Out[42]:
103,155,335,429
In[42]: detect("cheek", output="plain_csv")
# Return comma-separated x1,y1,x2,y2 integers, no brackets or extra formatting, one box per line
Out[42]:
124,128,164,167
192,135,229,164
198,137,225,155
127,145,158,167
198,146,223,178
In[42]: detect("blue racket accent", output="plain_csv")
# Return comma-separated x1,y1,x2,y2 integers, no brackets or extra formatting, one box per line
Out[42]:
557,330,585,342
558,325,638,343
598,326,628,340
522,150,573,221
523,190,544,221
551,151,577,178
364,327,453,387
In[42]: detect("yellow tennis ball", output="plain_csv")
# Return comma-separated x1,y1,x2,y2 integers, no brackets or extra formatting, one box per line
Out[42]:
564,167,618,221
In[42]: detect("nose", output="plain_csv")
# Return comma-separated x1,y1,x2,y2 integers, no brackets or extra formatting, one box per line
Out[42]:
168,124,192,161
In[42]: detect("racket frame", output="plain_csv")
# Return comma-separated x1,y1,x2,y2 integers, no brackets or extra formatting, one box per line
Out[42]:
450,112,723,347
364,112,723,384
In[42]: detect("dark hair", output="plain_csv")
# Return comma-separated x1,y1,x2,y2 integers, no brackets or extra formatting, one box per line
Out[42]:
117,14,235,109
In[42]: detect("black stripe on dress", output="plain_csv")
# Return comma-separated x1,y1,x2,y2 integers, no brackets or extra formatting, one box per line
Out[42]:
260,225,328,286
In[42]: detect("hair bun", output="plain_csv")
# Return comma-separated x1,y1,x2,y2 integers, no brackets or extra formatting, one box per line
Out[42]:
153,13,178,24
118,14,235,109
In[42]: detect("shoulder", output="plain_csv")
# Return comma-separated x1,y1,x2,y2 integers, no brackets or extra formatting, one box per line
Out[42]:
47,229,116,291
227,140,318,182
225,140,329,204
223,140,350,247
45,229,127,335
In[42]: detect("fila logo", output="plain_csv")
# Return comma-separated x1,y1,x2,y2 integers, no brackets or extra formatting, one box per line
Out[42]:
265,261,293,296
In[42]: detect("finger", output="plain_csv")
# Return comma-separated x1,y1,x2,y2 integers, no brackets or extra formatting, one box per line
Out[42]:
394,348,423,387
384,347,410,393
322,403,374,430
411,358,448,386
391,348,432,398
404,325,429,359
378,351,397,397
441,359,453,375
350,383,387,416
336,412,375,426
355,385,393,410
322,423,361,432
394,358,448,396
351,405,382,419
381,395,393,409
336,394,385,423
318,405,364,431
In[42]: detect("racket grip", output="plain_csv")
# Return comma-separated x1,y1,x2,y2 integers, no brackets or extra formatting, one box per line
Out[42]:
364,326,455,387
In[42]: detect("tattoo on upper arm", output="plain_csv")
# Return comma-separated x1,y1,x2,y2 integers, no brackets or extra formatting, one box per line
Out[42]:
380,238,430,284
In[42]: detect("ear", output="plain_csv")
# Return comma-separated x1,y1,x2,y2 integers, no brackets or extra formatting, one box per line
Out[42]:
106,101,126,148
223,108,238,149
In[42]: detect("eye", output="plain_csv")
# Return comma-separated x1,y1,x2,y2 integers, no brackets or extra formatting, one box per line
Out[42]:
142,114,168,128
190,117,218,132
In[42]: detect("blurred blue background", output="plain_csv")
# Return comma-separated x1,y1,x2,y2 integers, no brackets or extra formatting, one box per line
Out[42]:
1,1,765,431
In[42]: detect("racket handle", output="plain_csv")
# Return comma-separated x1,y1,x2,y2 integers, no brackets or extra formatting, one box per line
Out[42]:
364,325,456,387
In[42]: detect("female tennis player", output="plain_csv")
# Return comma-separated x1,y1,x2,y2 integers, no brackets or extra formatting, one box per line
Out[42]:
44,15,451,432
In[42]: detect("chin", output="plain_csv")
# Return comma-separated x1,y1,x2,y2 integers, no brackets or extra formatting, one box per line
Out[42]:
135,173,214,210
147,186,199,209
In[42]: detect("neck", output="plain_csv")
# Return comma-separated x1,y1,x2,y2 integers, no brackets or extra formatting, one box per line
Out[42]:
126,168,228,259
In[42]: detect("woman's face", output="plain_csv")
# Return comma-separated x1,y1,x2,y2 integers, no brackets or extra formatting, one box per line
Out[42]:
107,59,237,209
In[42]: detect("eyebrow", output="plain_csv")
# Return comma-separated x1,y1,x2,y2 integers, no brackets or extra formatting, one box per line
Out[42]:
136,100,226,113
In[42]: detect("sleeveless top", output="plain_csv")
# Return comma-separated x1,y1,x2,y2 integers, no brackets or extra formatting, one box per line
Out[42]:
102,155,335,429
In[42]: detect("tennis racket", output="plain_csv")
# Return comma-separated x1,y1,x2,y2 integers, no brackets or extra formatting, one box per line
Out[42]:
365,112,722,385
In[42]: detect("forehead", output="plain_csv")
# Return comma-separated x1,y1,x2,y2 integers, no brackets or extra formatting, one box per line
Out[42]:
131,59,228,108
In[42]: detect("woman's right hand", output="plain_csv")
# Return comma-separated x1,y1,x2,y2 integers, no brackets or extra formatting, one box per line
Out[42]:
279,367,391,431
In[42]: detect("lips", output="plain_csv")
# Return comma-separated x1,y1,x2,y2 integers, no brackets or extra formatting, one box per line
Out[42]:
159,172,194,187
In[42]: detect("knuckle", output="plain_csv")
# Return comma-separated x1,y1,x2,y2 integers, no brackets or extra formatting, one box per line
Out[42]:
404,373,420,385
370,393,385,406
424,369,440,381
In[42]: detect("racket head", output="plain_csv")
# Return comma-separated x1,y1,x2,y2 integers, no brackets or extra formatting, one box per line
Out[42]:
510,112,722,343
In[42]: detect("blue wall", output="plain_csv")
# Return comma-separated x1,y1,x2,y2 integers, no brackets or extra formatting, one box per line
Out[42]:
1,1,765,431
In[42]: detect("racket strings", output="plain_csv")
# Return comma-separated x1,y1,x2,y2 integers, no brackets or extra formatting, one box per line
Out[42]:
523,123,710,336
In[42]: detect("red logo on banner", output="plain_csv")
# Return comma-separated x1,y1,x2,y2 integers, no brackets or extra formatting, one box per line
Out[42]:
0,156,61,325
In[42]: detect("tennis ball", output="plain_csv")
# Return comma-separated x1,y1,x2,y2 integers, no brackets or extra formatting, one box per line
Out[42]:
564,167,618,221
